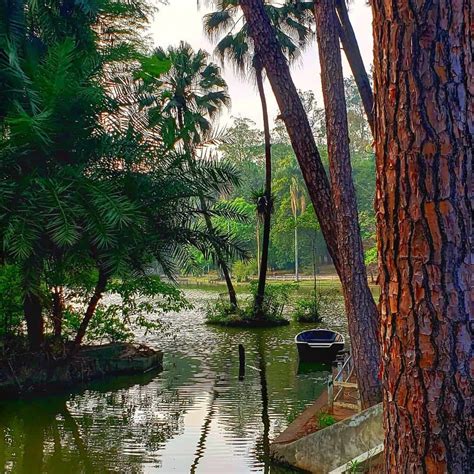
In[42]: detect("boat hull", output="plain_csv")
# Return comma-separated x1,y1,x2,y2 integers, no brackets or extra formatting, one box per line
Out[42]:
296,342,345,363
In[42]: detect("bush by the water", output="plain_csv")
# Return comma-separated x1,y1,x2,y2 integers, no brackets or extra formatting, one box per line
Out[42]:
206,282,295,327
293,290,323,323
232,259,257,282
293,288,341,323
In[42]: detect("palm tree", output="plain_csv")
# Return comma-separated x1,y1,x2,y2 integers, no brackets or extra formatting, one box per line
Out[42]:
150,42,239,308
203,1,312,317
290,177,306,282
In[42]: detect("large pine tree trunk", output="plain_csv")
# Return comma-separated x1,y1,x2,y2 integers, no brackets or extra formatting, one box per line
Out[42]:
314,0,381,408
239,0,381,407
335,0,374,134
372,0,472,470
253,62,272,317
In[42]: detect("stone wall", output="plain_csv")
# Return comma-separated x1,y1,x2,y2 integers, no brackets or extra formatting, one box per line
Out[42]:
271,403,383,473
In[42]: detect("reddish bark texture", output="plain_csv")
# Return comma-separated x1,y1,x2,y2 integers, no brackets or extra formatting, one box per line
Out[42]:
239,0,382,407
314,0,381,408
372,0,473,471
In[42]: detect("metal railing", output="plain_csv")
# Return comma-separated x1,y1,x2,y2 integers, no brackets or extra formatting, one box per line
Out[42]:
328,352,361,412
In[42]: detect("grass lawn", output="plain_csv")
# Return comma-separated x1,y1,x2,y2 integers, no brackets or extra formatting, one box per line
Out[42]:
177,274,380,299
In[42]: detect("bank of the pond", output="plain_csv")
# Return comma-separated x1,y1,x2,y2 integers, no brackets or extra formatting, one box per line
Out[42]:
0,342,162,397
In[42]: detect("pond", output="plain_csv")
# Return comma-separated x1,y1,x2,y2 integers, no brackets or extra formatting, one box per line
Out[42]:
0,289,347,473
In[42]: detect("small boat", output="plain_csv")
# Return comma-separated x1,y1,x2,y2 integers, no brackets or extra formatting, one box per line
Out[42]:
295,329,345,363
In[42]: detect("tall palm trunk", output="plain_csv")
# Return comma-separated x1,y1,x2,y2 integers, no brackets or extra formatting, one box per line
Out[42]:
238,0,381,408
177,111,237,308
314,0,381,408
256,223,260,275
335,0,374,134
253,61,272,318
372,0,472,469
294,217,299,282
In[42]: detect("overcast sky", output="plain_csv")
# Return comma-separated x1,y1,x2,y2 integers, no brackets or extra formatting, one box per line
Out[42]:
148,0,373,129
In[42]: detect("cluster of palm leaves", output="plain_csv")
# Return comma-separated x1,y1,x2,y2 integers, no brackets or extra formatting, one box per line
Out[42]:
0,0,245,348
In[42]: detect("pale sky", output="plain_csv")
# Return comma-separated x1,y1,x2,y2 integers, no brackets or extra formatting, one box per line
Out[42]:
148,0,373,129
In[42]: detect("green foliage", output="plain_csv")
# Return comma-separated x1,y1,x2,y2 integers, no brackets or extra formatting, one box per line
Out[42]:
232,259,256,282
293,290,323,323
205,282,295,327
0,0,246,348
248,281,295,320
348,459,363,473
63,276,189,343
364,246,377,266
317,412,336,429
0,265,23,337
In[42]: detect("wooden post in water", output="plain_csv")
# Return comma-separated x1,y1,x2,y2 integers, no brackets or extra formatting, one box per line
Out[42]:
238,344,245,381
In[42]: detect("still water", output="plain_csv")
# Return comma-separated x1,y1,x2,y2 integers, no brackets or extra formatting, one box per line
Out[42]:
0,290,347,473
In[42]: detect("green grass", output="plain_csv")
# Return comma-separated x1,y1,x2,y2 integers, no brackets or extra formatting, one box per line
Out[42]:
317,412,336,429
178,275,380,298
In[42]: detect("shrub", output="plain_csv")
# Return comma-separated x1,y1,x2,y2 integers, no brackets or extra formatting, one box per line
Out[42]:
248,281,295,320
232,259,256,282
317,412,336,429
293,291,323,323
206,283,295,327
62,275,189,344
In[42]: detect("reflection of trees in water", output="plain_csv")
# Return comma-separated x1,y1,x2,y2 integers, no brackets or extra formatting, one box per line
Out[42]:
0,368,198,473
190,387,219,473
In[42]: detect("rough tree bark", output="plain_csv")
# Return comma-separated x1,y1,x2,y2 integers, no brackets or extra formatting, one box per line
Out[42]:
23,291,44,350
314,0,381,408
253,59,272,317
238,0,382,407
335,0,374,134
72,266,109,350
372,0,473,470
51,286,65,338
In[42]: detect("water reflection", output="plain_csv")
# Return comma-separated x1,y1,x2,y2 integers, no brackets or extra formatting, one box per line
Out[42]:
0,289,347,473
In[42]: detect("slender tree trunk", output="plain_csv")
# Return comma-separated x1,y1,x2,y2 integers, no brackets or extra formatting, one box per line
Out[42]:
200,195,238,307
294,219,299,282
314,0,381,408
256,222,260,275
72,266,108,350
239,0,381,407
23,292,43,351
178,110,238,308
254,63,272,317
51,286,64,338
372,0,472,470
335,0,374,135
